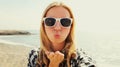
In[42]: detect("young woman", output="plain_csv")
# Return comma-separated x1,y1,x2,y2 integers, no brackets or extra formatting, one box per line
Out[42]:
28,2,96,67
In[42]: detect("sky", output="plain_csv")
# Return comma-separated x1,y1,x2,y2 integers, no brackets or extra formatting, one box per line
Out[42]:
0,0,120,33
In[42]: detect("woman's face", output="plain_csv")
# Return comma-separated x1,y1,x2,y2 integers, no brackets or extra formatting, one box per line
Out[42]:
44,6,72,44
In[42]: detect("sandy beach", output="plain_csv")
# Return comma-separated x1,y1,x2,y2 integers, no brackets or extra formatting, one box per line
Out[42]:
0,42,33,67
0,40,120,67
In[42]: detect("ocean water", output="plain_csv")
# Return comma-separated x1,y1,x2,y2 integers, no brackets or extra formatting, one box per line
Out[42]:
0,30,120,67
76,32,120,67
0,30,40,47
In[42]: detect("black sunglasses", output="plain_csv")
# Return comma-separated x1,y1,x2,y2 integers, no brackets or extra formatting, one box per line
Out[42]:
43,17,73,27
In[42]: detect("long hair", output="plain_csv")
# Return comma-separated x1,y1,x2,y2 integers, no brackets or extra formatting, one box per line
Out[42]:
36,2,76,67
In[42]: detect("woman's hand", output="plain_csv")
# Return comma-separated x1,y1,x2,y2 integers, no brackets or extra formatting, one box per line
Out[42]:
45,51,64,67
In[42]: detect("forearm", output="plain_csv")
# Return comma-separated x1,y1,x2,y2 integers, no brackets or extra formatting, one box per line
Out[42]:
49,62,59,67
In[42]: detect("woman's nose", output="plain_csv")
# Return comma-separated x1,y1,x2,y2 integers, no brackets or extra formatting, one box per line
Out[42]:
54,21,62,30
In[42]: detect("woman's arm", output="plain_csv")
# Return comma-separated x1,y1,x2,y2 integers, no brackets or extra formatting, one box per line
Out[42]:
45,51,64,67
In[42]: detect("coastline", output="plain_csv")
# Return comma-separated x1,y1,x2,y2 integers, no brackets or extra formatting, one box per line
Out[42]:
0,41,34,67
0,30,31,35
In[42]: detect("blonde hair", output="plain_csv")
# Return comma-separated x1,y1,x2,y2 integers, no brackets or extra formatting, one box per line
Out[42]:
37,2,76,67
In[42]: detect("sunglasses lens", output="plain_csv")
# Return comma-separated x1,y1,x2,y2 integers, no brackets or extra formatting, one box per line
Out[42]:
44,18,55,26
61,18,72,27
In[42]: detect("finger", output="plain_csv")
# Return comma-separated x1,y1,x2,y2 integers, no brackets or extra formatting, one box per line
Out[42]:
55,51,64,59
48,52,54,59
55,51,60,55
55,51,64,56
45,51,50,55
45,51,50,59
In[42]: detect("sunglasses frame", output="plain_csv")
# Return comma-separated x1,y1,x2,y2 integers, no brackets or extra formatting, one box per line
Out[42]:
43,17,73,27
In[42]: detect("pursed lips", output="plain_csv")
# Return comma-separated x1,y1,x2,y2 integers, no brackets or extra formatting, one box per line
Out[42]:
54,34,60,38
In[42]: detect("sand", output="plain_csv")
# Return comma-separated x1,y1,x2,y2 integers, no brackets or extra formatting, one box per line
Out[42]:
0,40,119,67
0,42,33,67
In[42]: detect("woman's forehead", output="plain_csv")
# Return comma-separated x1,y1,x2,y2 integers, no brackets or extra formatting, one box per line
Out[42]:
45,6,71,18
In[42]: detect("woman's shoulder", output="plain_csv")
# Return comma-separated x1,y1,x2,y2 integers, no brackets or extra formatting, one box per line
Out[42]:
72,48,96,67
27,48,40,67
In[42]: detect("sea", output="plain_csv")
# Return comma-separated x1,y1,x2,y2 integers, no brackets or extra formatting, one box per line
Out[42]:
0,30,120,67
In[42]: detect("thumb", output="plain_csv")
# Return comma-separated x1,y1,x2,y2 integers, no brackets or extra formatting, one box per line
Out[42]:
45,51,50,56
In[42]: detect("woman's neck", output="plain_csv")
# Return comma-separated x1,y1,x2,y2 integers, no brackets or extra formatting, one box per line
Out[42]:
52,41,65,51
